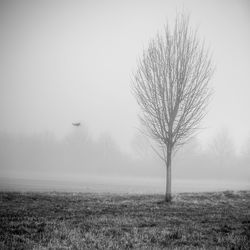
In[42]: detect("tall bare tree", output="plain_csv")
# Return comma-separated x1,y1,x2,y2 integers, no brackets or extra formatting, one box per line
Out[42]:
132,15,214,201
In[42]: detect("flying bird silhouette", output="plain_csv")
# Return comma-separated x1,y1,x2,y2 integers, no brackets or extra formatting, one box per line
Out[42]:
72,122,81,126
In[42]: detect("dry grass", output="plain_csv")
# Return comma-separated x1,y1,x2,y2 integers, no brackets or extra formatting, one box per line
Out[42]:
0,190,249,249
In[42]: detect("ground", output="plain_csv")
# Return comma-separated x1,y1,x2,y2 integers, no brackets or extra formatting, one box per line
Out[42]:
0,191,249,249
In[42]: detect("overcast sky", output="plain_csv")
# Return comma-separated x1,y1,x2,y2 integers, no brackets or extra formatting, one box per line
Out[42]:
0,0,250,153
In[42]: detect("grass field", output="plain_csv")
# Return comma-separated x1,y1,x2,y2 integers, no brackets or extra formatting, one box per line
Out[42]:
0,191,249,249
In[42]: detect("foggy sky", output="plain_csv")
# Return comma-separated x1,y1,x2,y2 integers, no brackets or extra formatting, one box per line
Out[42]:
0,0,250,154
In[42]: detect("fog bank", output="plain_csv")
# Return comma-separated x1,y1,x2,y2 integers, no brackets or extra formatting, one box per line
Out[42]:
1,128,249,193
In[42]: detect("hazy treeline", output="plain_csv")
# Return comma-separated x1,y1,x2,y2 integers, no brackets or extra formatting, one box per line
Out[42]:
0,127,159,180
0,127,249,181
132,131,250,181
173,136,250,181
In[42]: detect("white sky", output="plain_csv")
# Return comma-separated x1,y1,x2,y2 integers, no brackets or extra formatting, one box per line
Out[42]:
0,0,250,153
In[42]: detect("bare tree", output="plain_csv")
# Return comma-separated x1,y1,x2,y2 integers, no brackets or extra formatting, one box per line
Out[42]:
132,15,214,202
209,129,235,168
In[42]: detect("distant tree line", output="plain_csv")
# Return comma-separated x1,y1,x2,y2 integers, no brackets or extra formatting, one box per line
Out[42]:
0,128,249,182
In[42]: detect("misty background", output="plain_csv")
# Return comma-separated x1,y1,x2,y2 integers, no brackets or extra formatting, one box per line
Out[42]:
0,0,250,192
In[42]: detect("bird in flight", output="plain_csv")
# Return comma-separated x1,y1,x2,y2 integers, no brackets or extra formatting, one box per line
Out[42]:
72,122,81,126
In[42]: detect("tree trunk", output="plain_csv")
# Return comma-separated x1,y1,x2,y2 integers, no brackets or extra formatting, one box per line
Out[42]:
165,147,172,202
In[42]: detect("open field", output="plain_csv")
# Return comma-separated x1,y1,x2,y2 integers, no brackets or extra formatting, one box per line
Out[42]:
1,177,250,194
0,191,250,249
